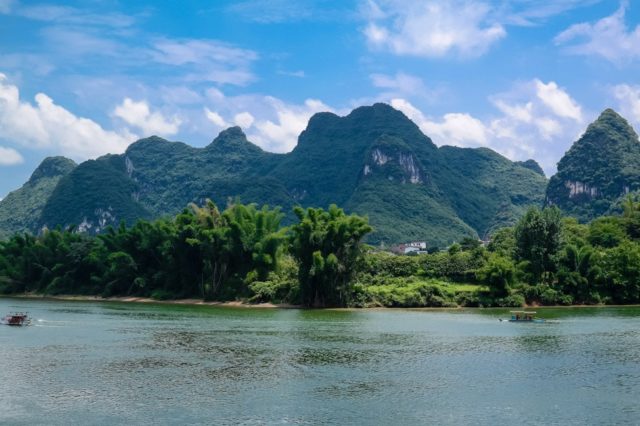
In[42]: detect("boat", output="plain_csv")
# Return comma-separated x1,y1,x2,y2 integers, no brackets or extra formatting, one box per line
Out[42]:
2,312,31,326
500,311,545,323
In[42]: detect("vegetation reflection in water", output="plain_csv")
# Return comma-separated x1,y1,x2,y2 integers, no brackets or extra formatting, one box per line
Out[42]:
1,298,639,425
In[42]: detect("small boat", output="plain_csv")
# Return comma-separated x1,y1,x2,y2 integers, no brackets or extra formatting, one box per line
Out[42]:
500,311,545,323
2,312,31,326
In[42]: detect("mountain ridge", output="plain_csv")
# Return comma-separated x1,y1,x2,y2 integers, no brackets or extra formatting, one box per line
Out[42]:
0,103,548,246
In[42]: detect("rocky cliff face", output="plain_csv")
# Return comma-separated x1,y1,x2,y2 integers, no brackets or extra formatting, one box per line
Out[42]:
546,109,640,220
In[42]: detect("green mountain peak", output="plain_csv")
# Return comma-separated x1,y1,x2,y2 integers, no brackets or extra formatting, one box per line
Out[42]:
0,103,548,245
546,108,640,220
28,156,76,183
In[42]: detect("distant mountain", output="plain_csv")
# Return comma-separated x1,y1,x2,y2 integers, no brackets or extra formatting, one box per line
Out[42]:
547,109,640,221
516,159,545,176
0,104,547,246
0,157,76,239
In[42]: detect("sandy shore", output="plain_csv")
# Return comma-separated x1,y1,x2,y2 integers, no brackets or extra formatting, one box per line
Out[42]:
6,293,300,309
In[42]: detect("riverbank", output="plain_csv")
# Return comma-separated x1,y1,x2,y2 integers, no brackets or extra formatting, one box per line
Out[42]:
4,293,300,309
3,293,634,310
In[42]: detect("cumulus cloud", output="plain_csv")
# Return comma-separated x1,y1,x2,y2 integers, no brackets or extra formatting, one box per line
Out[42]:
535,80,582,121
612,84,640,125
233,112,255,129
113,98,181,137
252,98,331,152
363,0,506,58
0,146,23,165
204,108,228,128
388,79,586,173
0,74,135,160
555,3,640,63
203,92,332,152
390,98,488,147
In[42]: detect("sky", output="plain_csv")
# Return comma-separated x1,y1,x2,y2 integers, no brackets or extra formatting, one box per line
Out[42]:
1,0,640,197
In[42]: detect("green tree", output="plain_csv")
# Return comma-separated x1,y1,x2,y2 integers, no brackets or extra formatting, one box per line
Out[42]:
289,205,372,307
476,253,515,297
556,244,600,303
487,227,516,258
596,241,640,303
514,207,562,284
588,217,625,248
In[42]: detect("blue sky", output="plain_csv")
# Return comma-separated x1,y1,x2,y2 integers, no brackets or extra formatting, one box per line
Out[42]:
1,0,640,197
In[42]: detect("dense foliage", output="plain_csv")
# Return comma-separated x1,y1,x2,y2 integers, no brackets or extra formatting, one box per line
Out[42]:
0,157,76,240
0,202,372,308
290,205,372,307
3,195,640,308
0,104,546,247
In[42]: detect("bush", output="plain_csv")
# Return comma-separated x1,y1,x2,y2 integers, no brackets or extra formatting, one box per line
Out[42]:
495,293,525,307
150,289,174,300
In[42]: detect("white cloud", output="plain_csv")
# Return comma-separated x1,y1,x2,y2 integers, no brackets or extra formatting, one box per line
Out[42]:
363,0,506,58
371,72,426,94
234,112,255,129
151,38,258,86
535,80,582,121
277,70,305,78
389,78,588,174
612,84,640,125
252,98,331,152
0,74,135,160
160,86,204,105
202,92,332,152
0,146,23,165
390,98,488,147
16,4,135,27
113,98,181,136
204,108,228,128
555,3,640,63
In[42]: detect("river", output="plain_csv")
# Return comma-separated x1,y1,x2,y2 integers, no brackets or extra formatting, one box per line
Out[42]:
1,298,639,425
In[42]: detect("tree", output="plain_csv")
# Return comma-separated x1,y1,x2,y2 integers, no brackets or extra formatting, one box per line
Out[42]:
556,244,600,303
289,205,372,307
476,253,515,297
487,227,516,258
588,217,625,248
514,207,562,284
459,237,481,251
596,241,640,303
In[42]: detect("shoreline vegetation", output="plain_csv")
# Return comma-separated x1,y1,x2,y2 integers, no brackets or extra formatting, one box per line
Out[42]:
2,199,640,308
6,293,299,309
7,293,640,310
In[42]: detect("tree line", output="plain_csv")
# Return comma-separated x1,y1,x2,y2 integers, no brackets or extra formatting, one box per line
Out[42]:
2,198,640,307
0,201,370,308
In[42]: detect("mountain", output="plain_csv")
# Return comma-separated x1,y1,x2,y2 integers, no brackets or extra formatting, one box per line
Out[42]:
547,109,640,221
0,157,76,239
0,104,547,246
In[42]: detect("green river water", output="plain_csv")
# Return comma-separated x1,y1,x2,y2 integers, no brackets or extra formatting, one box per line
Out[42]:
1,298,639,425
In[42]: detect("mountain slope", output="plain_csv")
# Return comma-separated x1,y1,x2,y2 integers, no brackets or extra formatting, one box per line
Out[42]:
437,147,547,238
546,109,640,221
0,157,76,239
3,103,548,245
39,155,151,233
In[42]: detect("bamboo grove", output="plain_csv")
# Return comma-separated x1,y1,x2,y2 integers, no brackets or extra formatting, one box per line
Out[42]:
2,198,640,308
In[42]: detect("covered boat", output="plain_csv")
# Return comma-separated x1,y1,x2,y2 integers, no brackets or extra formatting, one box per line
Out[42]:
2,312,31,326
506,311,545,323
